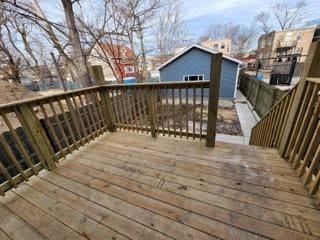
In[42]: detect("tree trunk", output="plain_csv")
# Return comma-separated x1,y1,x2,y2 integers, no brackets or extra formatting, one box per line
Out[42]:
61,0,92,87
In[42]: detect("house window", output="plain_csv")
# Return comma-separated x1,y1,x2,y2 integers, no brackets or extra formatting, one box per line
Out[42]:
296,31,302,41
183,75,204,81
124,66,134,73
213,44,219,50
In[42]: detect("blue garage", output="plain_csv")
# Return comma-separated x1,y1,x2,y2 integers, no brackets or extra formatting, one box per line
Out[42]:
158,44,241,98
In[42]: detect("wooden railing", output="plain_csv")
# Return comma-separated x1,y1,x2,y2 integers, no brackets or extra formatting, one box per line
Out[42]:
0,53,222,195
250,41,320,195
107,81,210,140
0,86,108,194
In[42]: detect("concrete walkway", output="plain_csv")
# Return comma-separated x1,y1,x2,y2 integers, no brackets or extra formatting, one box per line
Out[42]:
217,90,257,145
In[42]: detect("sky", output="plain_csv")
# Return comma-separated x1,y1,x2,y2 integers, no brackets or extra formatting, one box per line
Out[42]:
181,0,320,37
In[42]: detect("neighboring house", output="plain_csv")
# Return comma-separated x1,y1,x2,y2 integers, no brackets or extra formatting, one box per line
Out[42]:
256,26,317,69
242,52,256,67
89,43,137,82
200,38,232,55
146,55,173,82
158,44,242,99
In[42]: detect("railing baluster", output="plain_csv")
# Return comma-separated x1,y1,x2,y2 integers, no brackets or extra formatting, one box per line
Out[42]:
78,93,96,138
48,99,72,153
165,86,170,136
1,113,38,175
71,94,91,142
126,89,135,132
111,90,120,128
56,98,79,150
179,86,182,138
39,103,66,158
160,87,165,136
200,85,204,141
115,89,124,128
135,88,144,133
193,85,196,140
172,88,176,137
0,159,16,190
84,92,100,135
186,86,189,139
147,86,156,137
0,132,27,180
131,88,139,132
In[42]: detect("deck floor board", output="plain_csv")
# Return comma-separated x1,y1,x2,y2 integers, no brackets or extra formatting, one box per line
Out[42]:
0,132,319,240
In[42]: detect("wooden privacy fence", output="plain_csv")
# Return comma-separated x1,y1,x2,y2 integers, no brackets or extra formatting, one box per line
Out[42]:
239,73,286,118
250,41,320,195
0,53,222,195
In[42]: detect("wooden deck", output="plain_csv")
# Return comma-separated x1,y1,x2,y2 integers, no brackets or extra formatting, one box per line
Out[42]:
0,132,320,240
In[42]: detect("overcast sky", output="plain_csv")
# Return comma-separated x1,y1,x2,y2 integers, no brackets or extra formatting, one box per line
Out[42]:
181,0,320,37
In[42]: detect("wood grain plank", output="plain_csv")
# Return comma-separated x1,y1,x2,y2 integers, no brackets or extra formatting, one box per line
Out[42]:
39,170,217,240
72,153,320,236
0,203,45,240
59,161,319,240
0,191,86,240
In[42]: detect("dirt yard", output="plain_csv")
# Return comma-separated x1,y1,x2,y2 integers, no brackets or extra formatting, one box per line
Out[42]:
155,99,243,136
217,105,243,136
0,81,40,105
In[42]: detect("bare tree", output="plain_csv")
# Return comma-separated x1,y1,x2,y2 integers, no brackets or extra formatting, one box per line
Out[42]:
225,24,256,58
61,0,92,86
155,0,186,57
109,0,162,82
271,0,307,30
203,23,226,40
255,11,273,34
200,23,256,57
0,23,21,82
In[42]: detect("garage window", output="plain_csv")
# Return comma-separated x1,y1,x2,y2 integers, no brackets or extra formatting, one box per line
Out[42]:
183,75,204,81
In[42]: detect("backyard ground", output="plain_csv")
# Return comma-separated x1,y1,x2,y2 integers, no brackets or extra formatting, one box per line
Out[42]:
154,99,243,137
0,81,40,104
217,104,243,136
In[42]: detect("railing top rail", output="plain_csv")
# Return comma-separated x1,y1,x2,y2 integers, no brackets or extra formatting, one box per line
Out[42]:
103,80,210,89
0,85,101,110
307,77,320,84
0,81,210,111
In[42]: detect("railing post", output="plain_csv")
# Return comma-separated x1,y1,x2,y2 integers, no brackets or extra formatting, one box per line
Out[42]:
206,53,222,147
147,86,157,137
92,65,116,132
279,41,320,157
16,104,56,170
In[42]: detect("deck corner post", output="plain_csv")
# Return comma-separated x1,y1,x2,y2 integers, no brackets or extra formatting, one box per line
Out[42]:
92,65,116,132
147,86,157,138
206,53,222,148
16,104,56,170
279,41,320,157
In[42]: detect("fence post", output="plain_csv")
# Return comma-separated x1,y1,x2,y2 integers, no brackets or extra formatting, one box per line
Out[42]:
206,53,222,147
92,65,116,132
279,41,320,157
147,86,157,137
16,104,56,170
